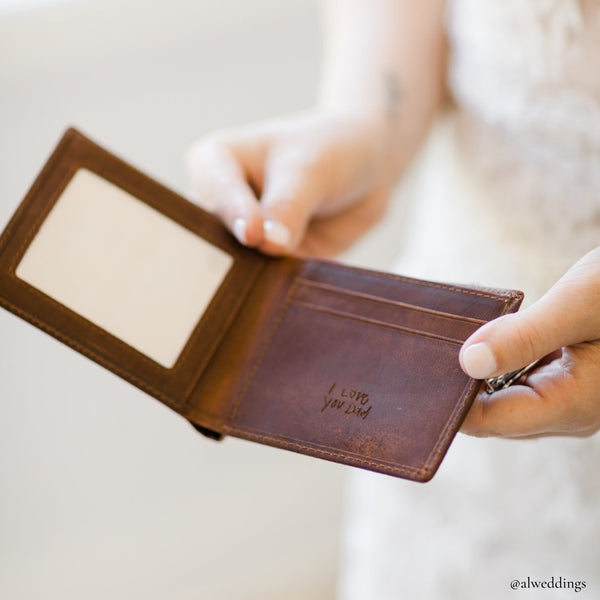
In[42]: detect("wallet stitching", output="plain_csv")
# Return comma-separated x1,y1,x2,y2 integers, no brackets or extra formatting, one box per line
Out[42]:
10,167,181,376
0,132,76,256
295,279,487,325
0,296,180,411
289,300,465,346
11,168,75,271
0,136,172,399
181,259,267,413
230,260,520,478
227,378,474,479
1,131,523,479
304,260,522,303
222,424,424,478
181,261,262,401
10,212,184,384
6,136,248,397
418,378,480,477
419,293,522,475
6,147,179,378
10,258,235,394
227,274,302,423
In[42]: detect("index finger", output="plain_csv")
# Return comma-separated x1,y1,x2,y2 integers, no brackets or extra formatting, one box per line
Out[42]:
185,138,264,246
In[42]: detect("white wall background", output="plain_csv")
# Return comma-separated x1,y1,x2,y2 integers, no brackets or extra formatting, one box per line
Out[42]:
0,1,360,598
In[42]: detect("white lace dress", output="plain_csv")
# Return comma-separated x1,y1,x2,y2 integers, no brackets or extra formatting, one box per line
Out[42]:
338,1,600,598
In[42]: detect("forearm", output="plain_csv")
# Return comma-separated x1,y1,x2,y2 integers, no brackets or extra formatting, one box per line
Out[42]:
318,0,447,182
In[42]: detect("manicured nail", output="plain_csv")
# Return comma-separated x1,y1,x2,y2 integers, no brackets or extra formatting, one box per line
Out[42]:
232,218,247,245
461,342,497,379
263,220,291,248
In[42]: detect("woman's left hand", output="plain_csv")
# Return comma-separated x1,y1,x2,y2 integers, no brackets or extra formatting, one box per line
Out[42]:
459,247,600,438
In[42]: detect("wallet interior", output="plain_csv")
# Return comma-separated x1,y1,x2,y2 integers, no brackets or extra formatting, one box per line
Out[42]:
15,167,234,369
221,260,501,480
0,127,524,481
0,128,266,412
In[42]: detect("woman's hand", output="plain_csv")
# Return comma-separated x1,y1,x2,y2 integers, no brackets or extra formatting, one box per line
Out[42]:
460,247,600,438
186,1,447,257
185,111,394,257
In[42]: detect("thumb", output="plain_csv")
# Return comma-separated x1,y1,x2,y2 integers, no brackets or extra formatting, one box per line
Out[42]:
459,252,600,379
257,145,326,255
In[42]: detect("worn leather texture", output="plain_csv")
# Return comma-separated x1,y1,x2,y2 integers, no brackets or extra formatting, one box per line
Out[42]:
0,128,523,481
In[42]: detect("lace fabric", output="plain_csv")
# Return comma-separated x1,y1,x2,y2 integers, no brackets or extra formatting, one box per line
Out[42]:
337,3,600,599
447,0,600,232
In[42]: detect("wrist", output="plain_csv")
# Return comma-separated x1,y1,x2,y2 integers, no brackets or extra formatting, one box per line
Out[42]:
314,105,401,185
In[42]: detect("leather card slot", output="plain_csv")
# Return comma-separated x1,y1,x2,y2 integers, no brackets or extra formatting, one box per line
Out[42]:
300,260,517,322
229,301,474,478
291,281,481,344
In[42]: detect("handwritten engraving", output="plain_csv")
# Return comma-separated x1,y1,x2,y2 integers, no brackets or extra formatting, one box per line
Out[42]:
321,382,372,421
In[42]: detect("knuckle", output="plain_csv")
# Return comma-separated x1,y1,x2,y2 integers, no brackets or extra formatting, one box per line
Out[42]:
274,135,331,176
462,395,492,437
266,196,309,227
547,367,600,435
185,141,212,175
568,396,600,435
189,138,223,164
507,318,544,365
186,131,237,167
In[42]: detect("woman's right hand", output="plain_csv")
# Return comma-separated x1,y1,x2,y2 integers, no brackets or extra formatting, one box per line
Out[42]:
185,110,396,257
460,247,600,438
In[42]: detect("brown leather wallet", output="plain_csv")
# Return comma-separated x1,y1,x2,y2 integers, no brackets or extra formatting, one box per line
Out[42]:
0,128,523,481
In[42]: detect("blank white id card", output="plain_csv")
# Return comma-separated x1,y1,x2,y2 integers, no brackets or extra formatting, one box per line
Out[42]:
16,168,233,368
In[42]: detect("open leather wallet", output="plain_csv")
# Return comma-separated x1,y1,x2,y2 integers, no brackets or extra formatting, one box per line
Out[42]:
0,128,523,481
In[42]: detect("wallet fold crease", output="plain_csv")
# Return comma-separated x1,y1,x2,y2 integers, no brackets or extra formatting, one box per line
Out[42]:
0,127,524,482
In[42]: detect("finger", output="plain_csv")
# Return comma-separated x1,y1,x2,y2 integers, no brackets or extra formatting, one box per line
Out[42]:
461,385,598,438
461,346,600,438
461,377,579,438
185,138,264,247
461,385,554,438
257,144,328,255
297,187,388,257
459,250,600,379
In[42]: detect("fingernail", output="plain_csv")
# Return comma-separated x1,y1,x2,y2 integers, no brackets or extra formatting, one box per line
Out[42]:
232,217,247,245
461,342,497,379
263,220,291,248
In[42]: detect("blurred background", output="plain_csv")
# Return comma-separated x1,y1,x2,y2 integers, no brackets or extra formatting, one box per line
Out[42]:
0,0,364,598
4,1,594,597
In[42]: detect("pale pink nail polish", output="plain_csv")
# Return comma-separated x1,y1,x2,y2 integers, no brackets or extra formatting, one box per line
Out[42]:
461,342,497,379
263,220,291,248
232,218,247,245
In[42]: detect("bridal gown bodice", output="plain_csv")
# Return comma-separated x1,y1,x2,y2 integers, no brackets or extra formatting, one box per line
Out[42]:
338,2,600,598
